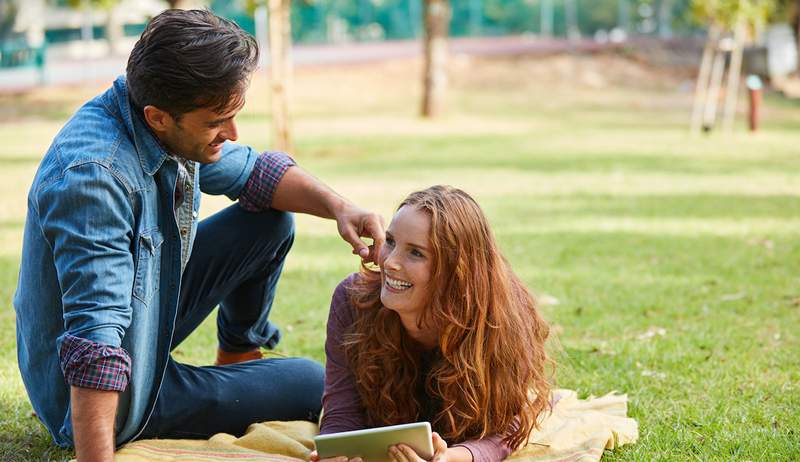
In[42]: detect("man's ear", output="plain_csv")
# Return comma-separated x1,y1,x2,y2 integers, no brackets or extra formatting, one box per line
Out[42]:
142,105,174,133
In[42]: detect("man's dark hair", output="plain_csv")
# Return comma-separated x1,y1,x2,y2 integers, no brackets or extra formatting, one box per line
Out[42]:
126,9,259,120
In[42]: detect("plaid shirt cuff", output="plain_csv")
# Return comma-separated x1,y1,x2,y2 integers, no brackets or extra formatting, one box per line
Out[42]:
238,151,296,212
59,334,131,392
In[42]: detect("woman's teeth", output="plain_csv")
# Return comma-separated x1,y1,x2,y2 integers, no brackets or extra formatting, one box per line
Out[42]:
386,276,413,290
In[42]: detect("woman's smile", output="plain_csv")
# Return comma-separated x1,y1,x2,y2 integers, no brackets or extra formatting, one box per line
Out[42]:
384,275,413,292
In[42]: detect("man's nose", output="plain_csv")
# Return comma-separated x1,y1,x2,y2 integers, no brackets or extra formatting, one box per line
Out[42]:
221,119,238,142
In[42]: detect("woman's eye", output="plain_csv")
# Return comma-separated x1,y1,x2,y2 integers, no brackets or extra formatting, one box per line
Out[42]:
411,249,424,258
386,237,395,247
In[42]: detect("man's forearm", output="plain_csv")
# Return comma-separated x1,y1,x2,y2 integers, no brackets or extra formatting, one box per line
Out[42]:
270,166,348,219
270,164,385,262
71,386,118,462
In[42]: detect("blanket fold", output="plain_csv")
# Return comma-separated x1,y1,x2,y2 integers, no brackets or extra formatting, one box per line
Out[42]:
101,389,637,462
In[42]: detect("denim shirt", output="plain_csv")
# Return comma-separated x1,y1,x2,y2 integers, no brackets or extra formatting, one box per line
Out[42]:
13,76,259,447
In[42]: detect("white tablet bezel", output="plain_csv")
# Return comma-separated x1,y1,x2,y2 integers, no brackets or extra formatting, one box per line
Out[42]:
314,422,434,461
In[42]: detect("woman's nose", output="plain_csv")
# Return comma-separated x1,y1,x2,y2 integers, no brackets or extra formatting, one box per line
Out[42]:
383,250,401,271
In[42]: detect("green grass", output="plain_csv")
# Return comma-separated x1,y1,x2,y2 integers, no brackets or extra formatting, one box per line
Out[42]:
1,53,799,461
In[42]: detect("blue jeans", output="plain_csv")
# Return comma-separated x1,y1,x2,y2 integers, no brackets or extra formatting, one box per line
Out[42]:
139,205,324,439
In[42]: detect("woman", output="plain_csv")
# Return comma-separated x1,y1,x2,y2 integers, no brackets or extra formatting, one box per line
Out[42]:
315,185,552,462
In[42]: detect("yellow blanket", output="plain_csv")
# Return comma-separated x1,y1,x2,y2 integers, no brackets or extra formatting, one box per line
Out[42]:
105,389,637,462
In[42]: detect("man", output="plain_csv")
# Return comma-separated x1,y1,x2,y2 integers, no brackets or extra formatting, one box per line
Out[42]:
13,10,384,461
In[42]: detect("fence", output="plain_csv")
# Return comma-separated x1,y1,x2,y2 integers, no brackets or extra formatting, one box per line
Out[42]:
210,0,698,44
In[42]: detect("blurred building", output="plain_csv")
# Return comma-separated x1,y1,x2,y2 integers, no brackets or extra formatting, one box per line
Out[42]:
2,0,703,53
14,0,157,54
210,0,698,45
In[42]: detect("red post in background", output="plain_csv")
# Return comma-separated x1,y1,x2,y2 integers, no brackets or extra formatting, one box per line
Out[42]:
746,75,763,132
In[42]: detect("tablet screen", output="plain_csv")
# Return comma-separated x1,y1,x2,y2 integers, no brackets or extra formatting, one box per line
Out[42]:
314,422,434,462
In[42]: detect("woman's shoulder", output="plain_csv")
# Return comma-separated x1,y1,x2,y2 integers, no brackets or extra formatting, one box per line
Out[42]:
330,272,361,321
333,272,360,299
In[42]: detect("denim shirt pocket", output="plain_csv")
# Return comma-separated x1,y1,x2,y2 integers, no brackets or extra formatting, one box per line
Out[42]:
132,228,163,305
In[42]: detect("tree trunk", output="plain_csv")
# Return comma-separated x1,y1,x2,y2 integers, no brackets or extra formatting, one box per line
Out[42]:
617,0,630,35
564,0,579,41
690,24,720,134
421,0,450,118
541,0,553,38
703,47,726,131
658,0,672,40
723,20,745,133
105,5,123,56
166,0,193,9
81,0,93,46
794,0,800,74
468,0,481,35
268,0,293,152
0,0,19,41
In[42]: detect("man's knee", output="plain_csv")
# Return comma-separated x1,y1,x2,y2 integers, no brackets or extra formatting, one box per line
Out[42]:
268,209,294,243
246,209,294,253
280,358,325,419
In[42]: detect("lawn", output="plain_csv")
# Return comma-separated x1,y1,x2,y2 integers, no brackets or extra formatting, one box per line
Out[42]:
0,52,798,461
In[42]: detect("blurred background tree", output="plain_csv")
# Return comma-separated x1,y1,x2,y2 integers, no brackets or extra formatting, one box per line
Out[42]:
774,0,800,70
421,0,450,117
0,0,19,41
691,0,774,29
246,0,295,152
689,0,777,133
59,0,124,55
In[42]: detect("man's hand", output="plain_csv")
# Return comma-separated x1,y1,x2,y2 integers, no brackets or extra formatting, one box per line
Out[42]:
333,203,385,263
270,166,385,262
71,386,118,462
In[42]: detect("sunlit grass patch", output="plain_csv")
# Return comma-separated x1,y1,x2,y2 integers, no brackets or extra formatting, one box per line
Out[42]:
0,53,798,461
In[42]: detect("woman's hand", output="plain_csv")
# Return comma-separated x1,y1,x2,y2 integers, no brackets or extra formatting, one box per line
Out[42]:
388,432,449,462
308,450,363,462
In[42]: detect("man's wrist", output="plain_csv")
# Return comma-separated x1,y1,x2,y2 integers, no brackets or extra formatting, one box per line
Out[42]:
71,386,119,462
327,195,351,220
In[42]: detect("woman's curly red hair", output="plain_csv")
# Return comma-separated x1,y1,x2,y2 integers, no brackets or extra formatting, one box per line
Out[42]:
343,185,552,449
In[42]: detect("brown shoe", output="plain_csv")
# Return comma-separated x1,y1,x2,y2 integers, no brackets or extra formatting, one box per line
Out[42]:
215,347,263,366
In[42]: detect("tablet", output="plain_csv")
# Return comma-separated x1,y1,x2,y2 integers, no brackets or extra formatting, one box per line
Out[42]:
314,422,434,461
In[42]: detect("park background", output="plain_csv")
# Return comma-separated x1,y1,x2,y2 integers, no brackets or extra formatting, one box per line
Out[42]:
1,0,799,460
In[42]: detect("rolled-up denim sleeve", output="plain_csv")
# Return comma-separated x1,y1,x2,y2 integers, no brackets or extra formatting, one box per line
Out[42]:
238,151,296,212
37,161,135,389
